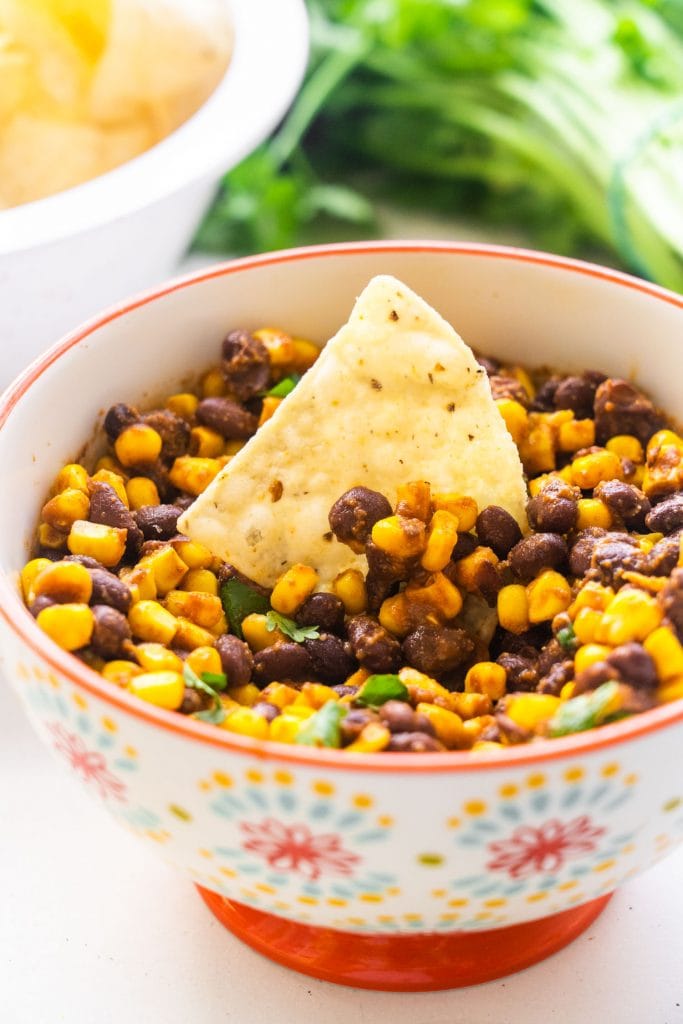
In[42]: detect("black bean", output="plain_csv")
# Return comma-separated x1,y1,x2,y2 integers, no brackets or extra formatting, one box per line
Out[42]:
295,593,345,635
568,527,608,578
196,397,258,439
346,615,402,673
88,481,143,553
448,532,478,562
661,568,683,642
496,652,539,692
340,707,377,744
605,643,657,689
508,533,568,582
179,687,209,715
65,554,105,571
402,625,474,676
365,540,413,610
553,375,600,419
88,568,132,614
495,713,532,745
590,534,644,586
489,375,529,406
645,493,683,534
328,487,393,551
304,634,357,685
134,504,181,541
387,732,444,752
215,634,253,687
90,605,131,659
29,595,56,616
595,480,651,528
252,701,280,722
379,700,435,735
142,409,191,462
526,478,580,534
531,376,561,412
476,506,523,558
476,354,500,376
643,533,682,576
253,642,314,685
537,660,574,696
221,329,271,401
594,378,664,446
103,402,138,441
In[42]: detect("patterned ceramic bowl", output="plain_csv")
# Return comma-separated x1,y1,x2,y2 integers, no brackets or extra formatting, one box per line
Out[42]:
2,243,682,991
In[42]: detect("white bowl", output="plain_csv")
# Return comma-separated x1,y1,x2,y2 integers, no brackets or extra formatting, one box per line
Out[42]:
0,0,308,387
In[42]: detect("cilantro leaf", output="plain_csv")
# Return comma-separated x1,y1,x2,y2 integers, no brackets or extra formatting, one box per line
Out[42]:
265,374,300,398
296,700,347,748
221,578,270,640
557,624,578,653
356,674,409,707
548,681,625,738
266,610,320,643
200,671,228,690
183,663,226,725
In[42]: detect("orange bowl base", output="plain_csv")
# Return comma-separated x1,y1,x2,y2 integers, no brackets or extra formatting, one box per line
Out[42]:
196,886,612,991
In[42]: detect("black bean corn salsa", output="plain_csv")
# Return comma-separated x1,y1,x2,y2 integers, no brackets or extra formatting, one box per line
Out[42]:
21,327,683,753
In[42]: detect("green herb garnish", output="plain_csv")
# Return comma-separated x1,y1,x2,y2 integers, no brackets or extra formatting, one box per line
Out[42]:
557,624,578,652
183,664,227,725
200,671,228,689
266,610,320,643
220,578,270,640
296,700,347,748
265,374,300,398
548,681,626,737
356,674,409,707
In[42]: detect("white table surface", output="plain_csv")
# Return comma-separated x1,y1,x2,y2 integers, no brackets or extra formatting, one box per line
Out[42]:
2,246,682,1024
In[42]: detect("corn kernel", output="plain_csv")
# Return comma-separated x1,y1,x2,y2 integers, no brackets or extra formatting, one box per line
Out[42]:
497,584,530,634
371,515,426,558
396,481,432,522
269,714,306,744
137,546,188,596
134,643,183,674
222,706,269,740
300,682,339,709
36,603,94,651
431,493,477,532
166,392,199,420
416,702,467,749
91,469,130,507
20,557,53,602
101,660,143,686
560,681,576,701
94,455,126,476
332,569,367,614
574,643,612,674
399,667,451,703
229,683,262,707
185,645,223,678
378,593,413,637
242,613,284,652
201,366,226,398
421,509,459,572
258,396,282,427
657,677,683,703
67,520,126,567
171,540,215,571
190,425,224,458
519,417,556,476
33,560,93,604
290,337,320,371
606,435,644,464
126,476,160,510
571,450,623,489
345,722,391,753
470,740,504,754
260,682,300,709
405,572,463,620
527,570,572,624
505,693,562,731
169,456,221,496
128,601,178,645
647,430,683,459
54,463,89,494
128,670,185,710
465,662,507,701
41,488,90,531
569,581,614,616
495,398,528,446
174,617,216,650
636,532,664,555
595,587,663,645
576,498,612,531
454,546,499,594
573,607,603,645
557,419,595,453
114,424,162,467
448,691,493,719
38,523,68,550
253,327,296,368
644,627,683,682
163,589,223,628
271,564,319,616
119,564,157,603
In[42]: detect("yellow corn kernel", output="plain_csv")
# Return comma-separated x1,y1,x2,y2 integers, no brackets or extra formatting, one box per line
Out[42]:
511,365,535,399
253,327,296,368
119,564,157,603
128,670,185,710
163,589,223,629
128,601,178,645
228,683,261,708
171,540,214,572
495,398,528,446
134,643,183,674
38,523,68,550
101,660,143,686
33,560,93,604
20,557,53,602
398,666,450,703
505,693,562,731
67,520,127,567
421,509,459,572
201,366,227,398
606,435,644,464
643,432,683,499
571,449,623,489
453,546,499,594
405,572,463,620
169,456,221,497
470,740,504,754
647,429,683,459
291,337,320,371
90,469,130,507
166,392,199,421
222,706,270,740
258,396,282,427
557,419,595,453
242,613,285,652
114,424,162,468
657,677,683,703
573,607,603,645
300,682,339,709
378,593,413,637
416,702,467,749
560,681,576,701
574,643,612,674
371,515,426,559
431,494,477,532
569,581,614,616
497,584,530,634
36,603,94,651
269,713,305,744
464,662,507,701
55,463,89,494
637,532,664,555
396,481,432,522
185,645,223,678
448,691,493,720
644,627,683,682
331,569,367,614
526,570,572,624
209,615,229,639
94,455,126,477
575,498,612,531
528,473,553,498
260,682,300,710
125,476,160,511
519,417,556,476
271,564,319,616
345,721,391,753
595,587,663,645
137,546,188,596
189,425,225,458
41,488,90,531
177,572,218,601
174,617,216,651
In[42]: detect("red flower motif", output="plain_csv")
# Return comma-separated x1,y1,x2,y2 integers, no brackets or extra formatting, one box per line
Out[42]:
240,818,361,881
47,722,127,802
486,815,606,878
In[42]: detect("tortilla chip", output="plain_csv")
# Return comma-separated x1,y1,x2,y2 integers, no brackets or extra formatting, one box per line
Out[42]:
179,275,528,588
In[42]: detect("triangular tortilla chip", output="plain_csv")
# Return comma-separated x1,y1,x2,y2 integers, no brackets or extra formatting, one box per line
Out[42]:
179,275,528,588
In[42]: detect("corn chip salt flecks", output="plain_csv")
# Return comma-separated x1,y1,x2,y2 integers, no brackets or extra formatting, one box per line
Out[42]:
180,275,528,588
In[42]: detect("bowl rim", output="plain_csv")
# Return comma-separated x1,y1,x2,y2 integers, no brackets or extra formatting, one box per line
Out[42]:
3,239,683,773
0,0,309,255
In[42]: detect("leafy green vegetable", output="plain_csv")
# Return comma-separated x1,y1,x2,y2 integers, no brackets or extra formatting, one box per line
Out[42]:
356,673,409,707
266,610,320,642
265,374,301,398
296,699,347,747
556,624,578,653
183,664,227,725
200,671,228,689
220,578,270,640
548,681,627,737
198,0,683,291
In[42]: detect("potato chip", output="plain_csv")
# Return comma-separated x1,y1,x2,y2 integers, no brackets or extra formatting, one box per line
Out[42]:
180,275,529,588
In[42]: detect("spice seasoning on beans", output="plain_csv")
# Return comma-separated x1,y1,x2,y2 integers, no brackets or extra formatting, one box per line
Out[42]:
22,324,683,753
